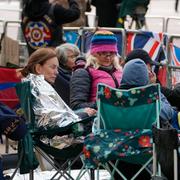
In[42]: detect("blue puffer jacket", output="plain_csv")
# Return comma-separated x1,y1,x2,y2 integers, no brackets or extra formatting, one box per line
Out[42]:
120,58,174,122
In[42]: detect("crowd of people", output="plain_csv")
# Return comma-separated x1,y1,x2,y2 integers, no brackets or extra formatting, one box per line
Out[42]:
15,28,180,131
15,29,179,179
0,0,180,179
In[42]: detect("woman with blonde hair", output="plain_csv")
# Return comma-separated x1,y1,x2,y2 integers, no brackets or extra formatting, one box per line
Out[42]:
70,30,123,110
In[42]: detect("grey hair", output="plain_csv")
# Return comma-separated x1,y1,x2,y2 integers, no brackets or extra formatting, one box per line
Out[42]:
55,43,80,65
85,51,121,70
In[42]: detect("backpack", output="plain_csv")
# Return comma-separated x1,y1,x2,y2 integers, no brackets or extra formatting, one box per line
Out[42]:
21,3,63,55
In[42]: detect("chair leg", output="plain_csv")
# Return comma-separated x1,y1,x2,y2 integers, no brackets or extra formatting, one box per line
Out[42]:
29,170,34,180
9,150,24,180
90,169,95,180
131,157,152,180
5,137,9,154
35,147,72,180
153,143,157,176
174,149,178,180
35,150,46,171
107,161,127,180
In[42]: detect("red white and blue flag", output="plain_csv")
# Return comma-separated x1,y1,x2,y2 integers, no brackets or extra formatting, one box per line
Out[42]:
169,43,180,85
170,43,180,66
126,31,166,63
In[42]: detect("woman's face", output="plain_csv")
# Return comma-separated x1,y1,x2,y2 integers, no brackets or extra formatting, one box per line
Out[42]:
66,50,78,69
36,57,59,84
95,52,116,67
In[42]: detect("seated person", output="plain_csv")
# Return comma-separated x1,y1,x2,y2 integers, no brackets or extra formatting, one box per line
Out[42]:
120,58,179,128
20,48,96,128
70,30,123,111
124,48,160,84
161,83,180,111
125,49,180,126
54,43,81,105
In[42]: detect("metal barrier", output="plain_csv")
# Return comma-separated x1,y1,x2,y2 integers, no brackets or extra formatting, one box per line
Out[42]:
0,19,5,41
82,27,126,58
2,20,28,66
0,19,5,34
166,34,180,88
63,27,126,59
1,21,180,88
145,15,166,32
165,17,180,34
0,7,21,13
0,7,22,23
63,27,83,52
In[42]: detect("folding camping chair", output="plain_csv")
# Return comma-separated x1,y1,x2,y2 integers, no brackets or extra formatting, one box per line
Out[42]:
0,67,28,179
82,83,161,180
0,66,22,153
15,80,94,180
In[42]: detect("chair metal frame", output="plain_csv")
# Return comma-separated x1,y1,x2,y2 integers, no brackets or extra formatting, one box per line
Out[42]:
90,83,161,180
15,80,93,180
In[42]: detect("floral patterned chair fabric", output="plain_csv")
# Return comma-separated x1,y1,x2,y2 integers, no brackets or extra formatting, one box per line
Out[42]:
83,129,152,168
83,83,161,178
96,83,160,130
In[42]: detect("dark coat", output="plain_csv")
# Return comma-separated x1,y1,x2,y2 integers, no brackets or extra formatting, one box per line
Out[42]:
21,0,80,55
161,84,180,111
91,0,121,27
70,66,120,110
54,67,72,106
70,68,97,110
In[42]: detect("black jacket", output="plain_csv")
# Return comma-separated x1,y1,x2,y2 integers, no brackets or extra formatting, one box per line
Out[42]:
161,85,180,111
91,0,121,27
54,67,72,106
70,68,97,110
21,0,80,55
70,66,119,110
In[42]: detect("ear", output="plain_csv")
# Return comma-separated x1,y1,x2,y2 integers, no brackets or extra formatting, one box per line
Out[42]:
35,64,42,75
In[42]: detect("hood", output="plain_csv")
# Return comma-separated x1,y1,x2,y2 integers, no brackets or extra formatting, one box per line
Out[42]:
120,58,149,88
23,0,49,19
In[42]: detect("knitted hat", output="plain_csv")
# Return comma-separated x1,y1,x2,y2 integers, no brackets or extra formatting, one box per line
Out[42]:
90,30,118,54
120,58,149,88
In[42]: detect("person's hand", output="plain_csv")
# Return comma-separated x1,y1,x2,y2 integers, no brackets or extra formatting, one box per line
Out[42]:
149,70,157,84
84,107,97,116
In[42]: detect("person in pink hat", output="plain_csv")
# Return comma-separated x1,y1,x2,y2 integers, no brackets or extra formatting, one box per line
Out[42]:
70,30,123,111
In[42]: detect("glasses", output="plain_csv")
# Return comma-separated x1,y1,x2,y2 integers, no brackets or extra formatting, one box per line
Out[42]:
98,52,117,58
67,54,78,59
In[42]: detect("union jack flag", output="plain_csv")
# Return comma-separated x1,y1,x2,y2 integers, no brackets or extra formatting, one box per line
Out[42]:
169,43,180,85
170,43,180,66
126,31,166,63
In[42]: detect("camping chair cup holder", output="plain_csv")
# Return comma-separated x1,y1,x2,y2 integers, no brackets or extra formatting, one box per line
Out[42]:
152,125,179,180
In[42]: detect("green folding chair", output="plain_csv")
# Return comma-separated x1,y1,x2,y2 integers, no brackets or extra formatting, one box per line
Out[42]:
83,83,161,180
15,80,94,180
